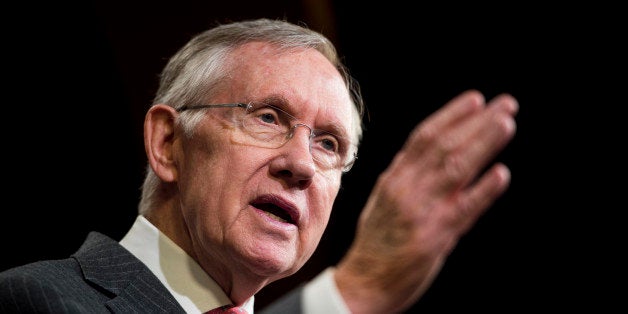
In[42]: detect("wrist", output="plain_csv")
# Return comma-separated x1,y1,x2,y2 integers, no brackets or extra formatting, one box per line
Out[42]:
334,251,391,314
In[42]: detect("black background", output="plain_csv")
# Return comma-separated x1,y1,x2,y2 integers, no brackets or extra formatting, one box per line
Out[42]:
2,1,621,312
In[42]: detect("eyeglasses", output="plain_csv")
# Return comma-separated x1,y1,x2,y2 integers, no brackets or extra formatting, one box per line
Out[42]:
176,102,358,173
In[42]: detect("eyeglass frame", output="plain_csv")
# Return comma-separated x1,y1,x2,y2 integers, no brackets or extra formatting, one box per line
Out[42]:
175,102,358,173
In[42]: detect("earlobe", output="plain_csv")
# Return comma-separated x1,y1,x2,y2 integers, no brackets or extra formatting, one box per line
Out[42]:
144,104,179,182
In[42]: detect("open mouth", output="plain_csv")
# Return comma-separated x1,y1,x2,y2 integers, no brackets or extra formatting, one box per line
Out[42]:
251,195,298,225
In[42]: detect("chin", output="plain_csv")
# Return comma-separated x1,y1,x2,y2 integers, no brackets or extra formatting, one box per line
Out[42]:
242,245,303,279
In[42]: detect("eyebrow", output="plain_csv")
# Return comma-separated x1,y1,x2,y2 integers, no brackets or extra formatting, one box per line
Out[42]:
321,121,350,141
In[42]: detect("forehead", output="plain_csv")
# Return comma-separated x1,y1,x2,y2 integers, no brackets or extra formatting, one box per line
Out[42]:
220,42,356,136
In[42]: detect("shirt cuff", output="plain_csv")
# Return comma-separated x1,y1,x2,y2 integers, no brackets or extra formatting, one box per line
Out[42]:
302,267,351,314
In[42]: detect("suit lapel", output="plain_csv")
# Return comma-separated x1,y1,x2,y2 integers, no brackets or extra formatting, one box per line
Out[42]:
72,231,185,313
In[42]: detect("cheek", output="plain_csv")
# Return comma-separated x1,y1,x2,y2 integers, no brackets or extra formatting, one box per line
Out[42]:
185,145,252,208
180,149,253,251
177,130,245,219
308,178,341,234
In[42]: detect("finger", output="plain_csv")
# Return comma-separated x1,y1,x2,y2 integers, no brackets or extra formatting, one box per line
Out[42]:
434,94,518,191
489,93,519,116
463,93,518,168
403,90,485,155
456,163,511,232
442,93,518,159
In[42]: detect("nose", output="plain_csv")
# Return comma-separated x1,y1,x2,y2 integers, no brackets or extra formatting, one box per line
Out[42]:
269,124,316,187
286,124,316,160
286,123,312,141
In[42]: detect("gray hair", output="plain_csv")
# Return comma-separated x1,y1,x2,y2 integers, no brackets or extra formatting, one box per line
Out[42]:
138,18,365,215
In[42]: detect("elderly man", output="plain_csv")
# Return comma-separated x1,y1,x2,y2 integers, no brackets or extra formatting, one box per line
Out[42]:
0,18,517,313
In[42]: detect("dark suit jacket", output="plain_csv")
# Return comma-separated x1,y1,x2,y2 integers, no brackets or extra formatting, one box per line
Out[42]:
0,231,304,313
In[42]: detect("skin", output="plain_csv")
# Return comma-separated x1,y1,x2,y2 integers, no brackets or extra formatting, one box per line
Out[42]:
143,42,356,305
144,41,519,312
334,90,518,313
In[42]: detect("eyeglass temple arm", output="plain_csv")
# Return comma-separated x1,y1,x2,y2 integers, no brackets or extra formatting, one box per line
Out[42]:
176,103,249,112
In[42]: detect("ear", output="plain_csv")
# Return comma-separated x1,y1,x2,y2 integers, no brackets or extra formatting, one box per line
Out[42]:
144,104,179,182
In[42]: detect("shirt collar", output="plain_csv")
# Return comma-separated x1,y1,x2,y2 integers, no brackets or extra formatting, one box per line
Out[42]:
119,215,255,313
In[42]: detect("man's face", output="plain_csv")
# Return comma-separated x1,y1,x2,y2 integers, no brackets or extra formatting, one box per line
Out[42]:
175,42,357,286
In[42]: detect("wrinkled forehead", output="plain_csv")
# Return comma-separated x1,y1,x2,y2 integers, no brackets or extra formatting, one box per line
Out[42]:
220,42,359,141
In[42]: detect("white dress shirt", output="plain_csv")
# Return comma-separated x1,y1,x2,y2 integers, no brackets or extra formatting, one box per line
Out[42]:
120,215,349,313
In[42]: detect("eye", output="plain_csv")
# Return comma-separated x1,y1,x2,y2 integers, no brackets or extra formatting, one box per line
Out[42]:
314,134,340,153
260,112,277,124
321,138,337,152
247,105,293,131
254,107,281,126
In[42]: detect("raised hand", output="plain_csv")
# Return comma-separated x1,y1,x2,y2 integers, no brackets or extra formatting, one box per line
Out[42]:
334,90,519,313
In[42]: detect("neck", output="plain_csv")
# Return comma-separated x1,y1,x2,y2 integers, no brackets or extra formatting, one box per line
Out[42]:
202,259,271,305
143,203,270,306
